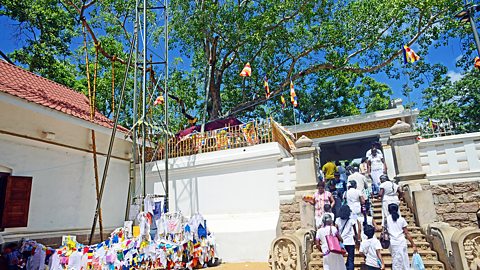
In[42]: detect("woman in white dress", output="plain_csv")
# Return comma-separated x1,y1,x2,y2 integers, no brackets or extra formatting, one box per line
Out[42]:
345,180,365,220
386,204,417,270
367,148,387,195
378,175,402,225
315,215,346,270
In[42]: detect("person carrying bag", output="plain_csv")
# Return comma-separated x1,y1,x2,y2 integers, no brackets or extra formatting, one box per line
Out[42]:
379,214,390,249
315,215,346,270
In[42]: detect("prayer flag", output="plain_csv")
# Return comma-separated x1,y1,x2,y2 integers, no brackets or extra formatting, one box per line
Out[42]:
240,62,251,77
263,75,271,99
403,45,420,64
290,80,298,107
154,96,164,106
280,96,286,109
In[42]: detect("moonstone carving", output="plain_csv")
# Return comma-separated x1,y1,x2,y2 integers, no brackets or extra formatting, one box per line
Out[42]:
273,239,298,270
464,236,480,270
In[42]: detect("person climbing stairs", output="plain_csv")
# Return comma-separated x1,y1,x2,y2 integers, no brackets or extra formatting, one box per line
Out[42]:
308,199,445,270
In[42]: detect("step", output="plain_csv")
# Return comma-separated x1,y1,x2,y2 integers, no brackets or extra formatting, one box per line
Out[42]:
310,248,438,261
372,232,426,242
310,241,436,260
308,259,444,270
371,202,408,208
372,207,411,214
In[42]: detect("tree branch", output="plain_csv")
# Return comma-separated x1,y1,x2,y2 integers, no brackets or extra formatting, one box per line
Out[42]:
345,18,397,62
64,0,128,65
225,7,450,117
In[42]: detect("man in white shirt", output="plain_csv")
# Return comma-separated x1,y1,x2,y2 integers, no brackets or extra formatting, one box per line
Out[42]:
365,142,384,160
347,167,369,193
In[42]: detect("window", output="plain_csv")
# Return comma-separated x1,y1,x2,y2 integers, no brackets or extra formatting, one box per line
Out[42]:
0,174,32,228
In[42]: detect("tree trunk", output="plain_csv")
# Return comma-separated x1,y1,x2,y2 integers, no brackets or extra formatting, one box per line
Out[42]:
209,68,223,120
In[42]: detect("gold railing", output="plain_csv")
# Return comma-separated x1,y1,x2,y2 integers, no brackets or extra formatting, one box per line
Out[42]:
271,120,296,153
146,119,284,161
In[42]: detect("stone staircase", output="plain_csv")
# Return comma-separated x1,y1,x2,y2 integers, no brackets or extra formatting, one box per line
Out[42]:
307,200,445,270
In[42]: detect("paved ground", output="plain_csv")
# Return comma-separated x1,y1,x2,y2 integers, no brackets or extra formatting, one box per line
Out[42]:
213,263,270,270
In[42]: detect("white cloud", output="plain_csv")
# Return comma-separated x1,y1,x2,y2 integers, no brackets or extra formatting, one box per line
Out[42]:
447,70,464,82
455,55,463,62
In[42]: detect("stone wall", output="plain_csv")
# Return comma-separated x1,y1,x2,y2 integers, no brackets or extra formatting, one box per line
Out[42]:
279,198,301,235
422,181,480,228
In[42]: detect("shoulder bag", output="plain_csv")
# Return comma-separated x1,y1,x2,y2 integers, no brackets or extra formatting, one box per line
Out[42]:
326,226,344,254
379,216,390,249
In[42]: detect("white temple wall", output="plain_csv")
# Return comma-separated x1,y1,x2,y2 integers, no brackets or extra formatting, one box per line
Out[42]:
146,142,294,262
0,134,130,240
418,132,480,184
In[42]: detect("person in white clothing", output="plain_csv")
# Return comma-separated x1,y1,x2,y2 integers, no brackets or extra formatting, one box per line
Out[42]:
367,148,387,195
345,180,365,220
347,167,369,193
319,204,335,228
315,215,346,270
385,204,417,270
359,224,385,270
365,142,384,160
378,175,402,225
358,211,380,241
335,205,359,270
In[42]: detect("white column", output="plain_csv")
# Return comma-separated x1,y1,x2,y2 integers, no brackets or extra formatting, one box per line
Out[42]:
291,136,317,229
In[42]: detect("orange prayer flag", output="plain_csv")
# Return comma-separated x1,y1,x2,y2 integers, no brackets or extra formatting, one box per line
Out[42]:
240,62,251,77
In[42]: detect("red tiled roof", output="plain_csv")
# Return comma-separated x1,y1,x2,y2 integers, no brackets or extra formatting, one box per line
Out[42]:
0,60,128,133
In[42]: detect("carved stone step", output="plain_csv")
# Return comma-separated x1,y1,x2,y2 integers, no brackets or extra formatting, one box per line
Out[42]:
372,232,426,242
308,257,445,270
371,202,408,207
310,247,438,261
308,259,444,270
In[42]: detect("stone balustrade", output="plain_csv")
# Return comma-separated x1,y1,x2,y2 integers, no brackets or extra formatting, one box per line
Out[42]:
418,132,480,184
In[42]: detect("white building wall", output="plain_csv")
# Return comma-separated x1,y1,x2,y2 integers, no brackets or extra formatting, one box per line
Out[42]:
418,132,480,184
0,94,132,241
145,142,294,263
0,134,130,239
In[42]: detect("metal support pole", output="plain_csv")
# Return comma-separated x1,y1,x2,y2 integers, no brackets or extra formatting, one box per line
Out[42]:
465,0,480,56
125,0,140,221
141,0,147,209
164,0,170,213
469,12,480,56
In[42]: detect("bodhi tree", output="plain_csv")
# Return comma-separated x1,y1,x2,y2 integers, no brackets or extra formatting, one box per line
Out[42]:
169,0,461,123
1,0,464,128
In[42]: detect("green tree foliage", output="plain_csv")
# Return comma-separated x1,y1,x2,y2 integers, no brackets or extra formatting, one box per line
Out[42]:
0,0,464,130
170,0,461,123
0,0,77,87
421,68,480,133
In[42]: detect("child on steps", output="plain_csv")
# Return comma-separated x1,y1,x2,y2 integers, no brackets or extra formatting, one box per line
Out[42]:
359,224,385,270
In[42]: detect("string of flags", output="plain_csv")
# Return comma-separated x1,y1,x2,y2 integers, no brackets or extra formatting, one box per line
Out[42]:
239,44,428,110
240,62,299,109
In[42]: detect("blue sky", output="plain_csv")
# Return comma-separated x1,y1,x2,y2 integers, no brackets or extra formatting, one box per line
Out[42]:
0,15,467,111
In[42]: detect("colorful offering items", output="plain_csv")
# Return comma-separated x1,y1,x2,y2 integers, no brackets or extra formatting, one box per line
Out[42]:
10,212,218,270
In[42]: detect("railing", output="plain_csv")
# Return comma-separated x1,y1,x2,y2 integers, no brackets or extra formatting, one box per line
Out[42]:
146,119,291,161
418,132,480,181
